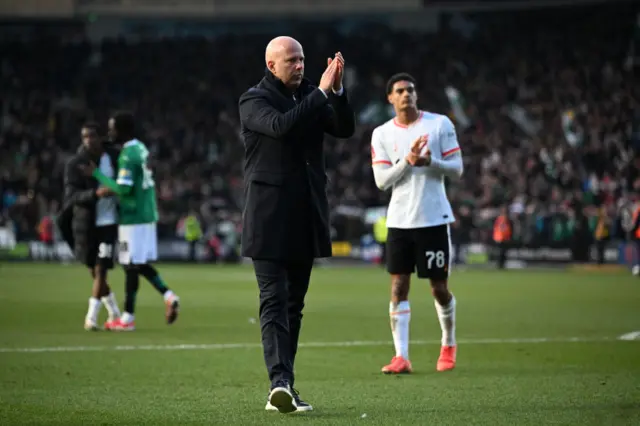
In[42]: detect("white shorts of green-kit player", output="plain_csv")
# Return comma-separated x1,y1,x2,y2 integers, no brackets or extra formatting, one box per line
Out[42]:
118,222,158,265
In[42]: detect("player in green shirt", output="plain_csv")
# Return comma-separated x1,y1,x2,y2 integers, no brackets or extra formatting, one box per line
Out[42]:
85,112,180,331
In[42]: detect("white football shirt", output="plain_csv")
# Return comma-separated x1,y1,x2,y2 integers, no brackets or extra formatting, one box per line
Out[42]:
95,153,118,226
371,111,461,229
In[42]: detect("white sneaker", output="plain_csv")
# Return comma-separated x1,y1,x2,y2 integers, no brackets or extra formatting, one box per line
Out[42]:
265,399,313,412
265,383,312,413
265,400,278,411
267,383,295,414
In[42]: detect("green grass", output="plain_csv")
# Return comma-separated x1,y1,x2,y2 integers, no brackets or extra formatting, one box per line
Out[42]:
0,262,639,425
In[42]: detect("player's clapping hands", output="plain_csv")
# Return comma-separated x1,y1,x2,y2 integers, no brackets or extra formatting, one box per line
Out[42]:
406,135,431,166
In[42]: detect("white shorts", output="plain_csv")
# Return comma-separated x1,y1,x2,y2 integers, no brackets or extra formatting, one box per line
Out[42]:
118,223,158,265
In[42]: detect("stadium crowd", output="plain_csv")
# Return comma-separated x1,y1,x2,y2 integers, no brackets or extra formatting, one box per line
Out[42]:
1,4,638,249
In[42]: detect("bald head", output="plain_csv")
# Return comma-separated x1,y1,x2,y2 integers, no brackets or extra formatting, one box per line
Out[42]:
265,36,305,89
265,36,301,63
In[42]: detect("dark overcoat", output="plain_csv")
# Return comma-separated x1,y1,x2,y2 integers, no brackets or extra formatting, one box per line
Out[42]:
238,70,355,261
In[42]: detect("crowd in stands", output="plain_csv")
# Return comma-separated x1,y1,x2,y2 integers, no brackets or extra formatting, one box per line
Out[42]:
1,3,638,248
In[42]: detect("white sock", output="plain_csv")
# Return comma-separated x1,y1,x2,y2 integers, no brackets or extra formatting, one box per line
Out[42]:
100,293,121,321
121,312,135,324
389,301,411,360
163,290,175,302
86,297,101,324
434,295,456,347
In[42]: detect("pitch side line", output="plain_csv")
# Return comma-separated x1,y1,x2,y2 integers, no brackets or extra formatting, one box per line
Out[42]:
0,336,625,354
618,331,640,341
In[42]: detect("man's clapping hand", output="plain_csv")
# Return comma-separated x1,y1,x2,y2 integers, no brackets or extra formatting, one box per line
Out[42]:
327,52,344,92
319,52,345,93
405,135,431,166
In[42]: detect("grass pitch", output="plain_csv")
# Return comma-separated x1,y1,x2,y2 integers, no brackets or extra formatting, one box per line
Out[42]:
0,262,639,425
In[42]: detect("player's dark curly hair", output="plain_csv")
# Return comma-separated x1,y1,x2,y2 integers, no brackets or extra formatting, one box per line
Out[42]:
82,121,100,132
386,73,416,94
112,111,136,137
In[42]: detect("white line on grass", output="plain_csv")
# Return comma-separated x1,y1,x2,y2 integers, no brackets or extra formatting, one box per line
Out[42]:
0,336,621,354
618,331,640,341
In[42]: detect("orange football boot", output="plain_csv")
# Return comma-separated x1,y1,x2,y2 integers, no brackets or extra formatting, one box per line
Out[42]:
381,356,413,374
436,346,456,371
103,318,119,331
110,318,135,331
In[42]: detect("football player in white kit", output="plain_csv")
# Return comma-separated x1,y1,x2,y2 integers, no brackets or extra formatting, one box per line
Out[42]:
370,73,464,374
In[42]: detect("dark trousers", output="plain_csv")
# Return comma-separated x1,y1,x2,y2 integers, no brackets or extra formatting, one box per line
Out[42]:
253,258,313,387
497,242,508,269
595,239,606,264
189,240,197,262
454,241,463,265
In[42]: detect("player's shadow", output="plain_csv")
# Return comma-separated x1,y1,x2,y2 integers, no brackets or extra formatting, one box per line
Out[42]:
262,410,351,420
371,369,437,378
